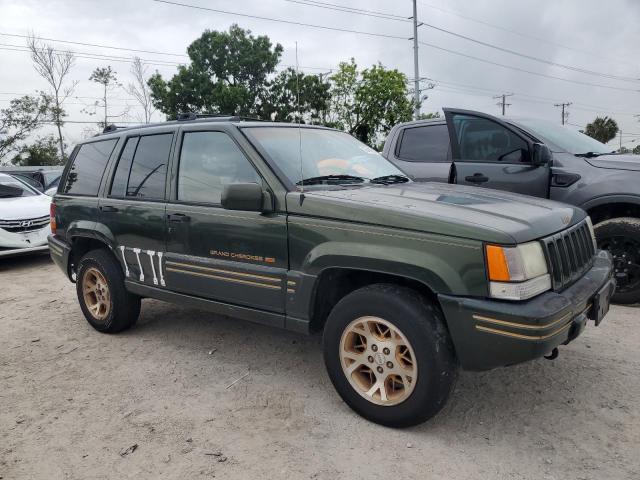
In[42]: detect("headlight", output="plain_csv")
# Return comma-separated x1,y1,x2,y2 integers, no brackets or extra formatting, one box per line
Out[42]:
485,242,551,300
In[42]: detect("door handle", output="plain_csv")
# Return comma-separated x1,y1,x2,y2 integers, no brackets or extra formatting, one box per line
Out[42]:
465,173,489,183
167,213,191,223
100,205,119,213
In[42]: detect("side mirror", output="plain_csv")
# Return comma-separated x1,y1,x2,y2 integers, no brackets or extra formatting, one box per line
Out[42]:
532,143,552,167
221,183,269,212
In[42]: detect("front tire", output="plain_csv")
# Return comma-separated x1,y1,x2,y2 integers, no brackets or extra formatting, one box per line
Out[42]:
76,249,141,333
595,217,640,305
323,284,457,428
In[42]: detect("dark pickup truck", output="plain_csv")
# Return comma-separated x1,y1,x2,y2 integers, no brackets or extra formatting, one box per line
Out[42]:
384,108,640,304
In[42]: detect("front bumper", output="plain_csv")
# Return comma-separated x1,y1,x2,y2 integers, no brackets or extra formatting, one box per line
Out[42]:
0,225,50,249
439,250,615,371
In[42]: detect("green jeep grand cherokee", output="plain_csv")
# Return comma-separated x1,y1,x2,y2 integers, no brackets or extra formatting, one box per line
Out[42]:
48,116,615,427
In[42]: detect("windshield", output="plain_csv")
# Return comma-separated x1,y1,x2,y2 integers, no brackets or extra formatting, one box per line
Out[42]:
0,175,38,198
243,127,404,187
511,118,614,155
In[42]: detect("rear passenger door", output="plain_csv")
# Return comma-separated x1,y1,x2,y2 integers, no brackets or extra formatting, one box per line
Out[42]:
164,128,288,314
444,109,550,197
100,131,175,287
387,123,452,182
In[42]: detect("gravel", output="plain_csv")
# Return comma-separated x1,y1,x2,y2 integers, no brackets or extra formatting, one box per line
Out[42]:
1,255,639,479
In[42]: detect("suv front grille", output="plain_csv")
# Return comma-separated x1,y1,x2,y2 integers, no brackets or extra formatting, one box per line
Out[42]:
541,219,596,291
0,215,50,233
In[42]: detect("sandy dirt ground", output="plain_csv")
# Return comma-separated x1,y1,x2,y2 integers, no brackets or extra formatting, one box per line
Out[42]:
1,255,639,480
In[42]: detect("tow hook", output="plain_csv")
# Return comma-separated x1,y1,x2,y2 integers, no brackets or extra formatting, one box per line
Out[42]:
544,348,559,360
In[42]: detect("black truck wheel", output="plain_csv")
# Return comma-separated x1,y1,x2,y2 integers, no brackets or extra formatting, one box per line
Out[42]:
76,249,141,333
322,284,457,428
595,217,640,305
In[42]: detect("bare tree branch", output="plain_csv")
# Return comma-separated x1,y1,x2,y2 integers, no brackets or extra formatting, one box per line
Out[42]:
126,57,155,124
27,34,75,161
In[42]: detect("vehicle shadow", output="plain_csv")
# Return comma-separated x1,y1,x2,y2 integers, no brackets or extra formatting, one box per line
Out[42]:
0,253,51,273
129,298,625,440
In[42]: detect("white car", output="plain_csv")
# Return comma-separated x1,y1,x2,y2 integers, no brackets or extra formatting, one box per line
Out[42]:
0,173,52,257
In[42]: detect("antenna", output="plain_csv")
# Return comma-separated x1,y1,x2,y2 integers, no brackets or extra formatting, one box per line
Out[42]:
295,41,304,194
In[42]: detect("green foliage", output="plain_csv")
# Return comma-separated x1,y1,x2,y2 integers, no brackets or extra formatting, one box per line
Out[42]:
328,59,414,147
417,111,441,120
148,25,283,118
261,67,330,123
582,116,619,144
11,135,65,166
0,93,53,162
89,66,118,87
633,144,640,155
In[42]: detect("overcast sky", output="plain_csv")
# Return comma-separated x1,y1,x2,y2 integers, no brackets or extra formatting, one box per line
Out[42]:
1,0,639,148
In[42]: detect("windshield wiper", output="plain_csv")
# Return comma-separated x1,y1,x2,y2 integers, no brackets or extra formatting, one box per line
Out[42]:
296,175,365,186
370,174,410,185
575,151,614,158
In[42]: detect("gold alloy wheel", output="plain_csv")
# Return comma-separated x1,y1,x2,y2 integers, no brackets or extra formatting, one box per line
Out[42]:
339,316,418,406
82,267,111,322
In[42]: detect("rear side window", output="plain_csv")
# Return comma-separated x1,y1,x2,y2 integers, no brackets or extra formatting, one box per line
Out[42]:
109,133,172,200
177,131,260,204
62,139,118,195
109,137,139,197
397,125,450,162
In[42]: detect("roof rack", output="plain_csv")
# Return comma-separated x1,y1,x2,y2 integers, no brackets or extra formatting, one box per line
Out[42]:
176,112,263,122
102,124,128,133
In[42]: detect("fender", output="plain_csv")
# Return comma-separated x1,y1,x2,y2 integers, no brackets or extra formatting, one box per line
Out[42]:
580,194,640,212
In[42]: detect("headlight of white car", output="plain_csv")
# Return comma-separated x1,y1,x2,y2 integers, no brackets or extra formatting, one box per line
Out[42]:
485,241,551,301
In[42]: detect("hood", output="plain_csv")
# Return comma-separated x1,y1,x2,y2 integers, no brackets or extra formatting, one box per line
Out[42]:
290,183,584,244
586,154,640,172
0,193,51,220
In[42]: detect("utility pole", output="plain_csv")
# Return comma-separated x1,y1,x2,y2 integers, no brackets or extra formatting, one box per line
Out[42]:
493,93,513,116
554,102,572,125
411,0,421,119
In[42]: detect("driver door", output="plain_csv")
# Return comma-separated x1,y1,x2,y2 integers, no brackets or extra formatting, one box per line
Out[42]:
444,108,550,197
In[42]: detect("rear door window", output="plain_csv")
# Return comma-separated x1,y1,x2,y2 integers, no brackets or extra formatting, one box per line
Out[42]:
397,125,450,162
451,114,528,163
109,137,139,197
62,139,118,195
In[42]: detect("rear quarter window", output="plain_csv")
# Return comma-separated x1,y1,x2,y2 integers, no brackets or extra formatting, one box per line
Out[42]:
62,139,118,196
397,125,450,162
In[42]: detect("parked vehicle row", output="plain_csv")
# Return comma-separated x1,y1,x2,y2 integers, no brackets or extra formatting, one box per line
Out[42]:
0,173,52,257
383,108,640,304
48,115,614,427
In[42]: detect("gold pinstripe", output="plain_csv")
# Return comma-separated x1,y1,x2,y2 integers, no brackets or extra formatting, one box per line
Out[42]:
472,312,573,331
165,261,280,283
475,321,573,341
166,267,282,290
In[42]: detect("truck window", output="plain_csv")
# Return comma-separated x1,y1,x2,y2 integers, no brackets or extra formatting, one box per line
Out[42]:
125,133,172,200
177,131,260,205
452,114,528,163
109,137,139,197
397,125,450,162
62,139,118,196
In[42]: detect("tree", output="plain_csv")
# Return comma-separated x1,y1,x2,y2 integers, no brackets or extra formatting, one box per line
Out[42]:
328,59,415,147
633,144,640,155
126,57,155,123
261,67,330,123
11,135,64,166
582,116,618,144
148,25,282,118
87,66,127,128
27,36,75,161
0,94,52,163
417,111,441,120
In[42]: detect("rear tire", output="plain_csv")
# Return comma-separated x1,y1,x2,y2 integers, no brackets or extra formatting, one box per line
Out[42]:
323,284,457,428
76,249,141,333
594,217,640,305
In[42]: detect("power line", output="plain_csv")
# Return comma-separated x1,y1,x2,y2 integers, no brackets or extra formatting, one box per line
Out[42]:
149,0,408,40
283,0,409,22
420,22,639,83
417,40,640,93
554,102,572,125
417,1,638,70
